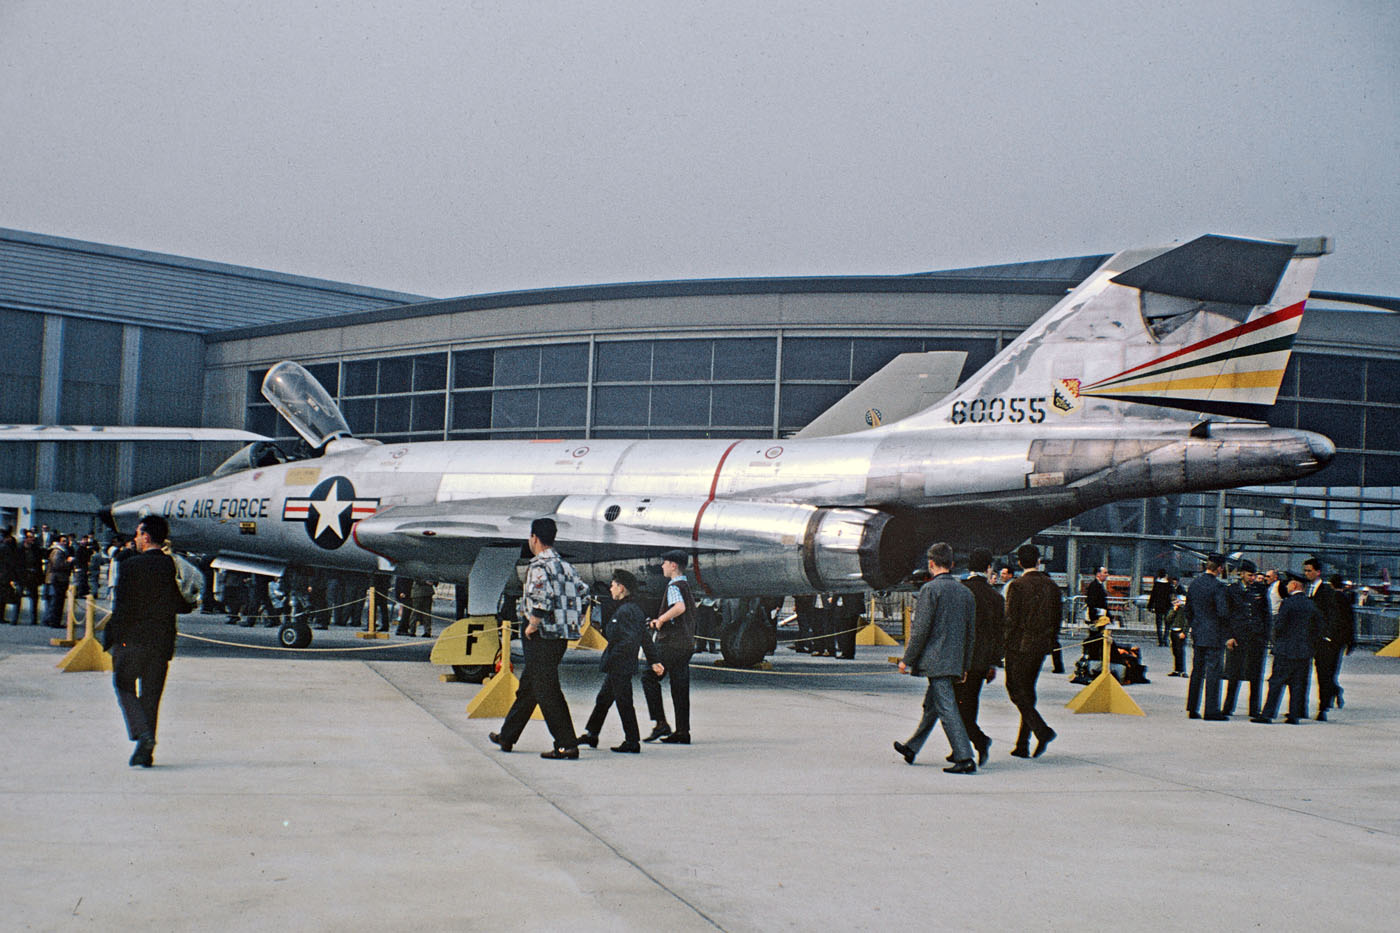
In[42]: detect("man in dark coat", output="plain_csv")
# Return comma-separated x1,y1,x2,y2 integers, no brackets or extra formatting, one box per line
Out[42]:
1303,557,1344,719
1223,562,1270,719
1085,566,1111,624
1185,554,1235,720
1252,577,1321,724
579,569,662,753
957,547,1006,765
0,527,20,625
1147,569,1174,646
1325,575,1356,712
893,542,978,773
1002,543,1062,759
104,515,185,767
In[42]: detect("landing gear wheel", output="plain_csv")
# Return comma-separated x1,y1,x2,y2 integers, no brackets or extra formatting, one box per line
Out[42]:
279,621,313,649
452,664,492,683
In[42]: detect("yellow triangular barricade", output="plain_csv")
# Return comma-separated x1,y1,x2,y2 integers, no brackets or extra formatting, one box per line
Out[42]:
463,618,541,720
56,635,113,673
1065,628,1144,715
571,607,607,651
1376,636,1400,657
855,620,898,646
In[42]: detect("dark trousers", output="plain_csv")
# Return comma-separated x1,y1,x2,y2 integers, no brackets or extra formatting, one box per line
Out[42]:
18,582,40,625
112,645,170,742
953,673,989,749
1313,642,1342,711
1186,645,1225,716
1049,637,1065,673
1169,631,1187,673
42,581,68,627
1004,650,1052,750
584,668,640,743
1261,656,1310,721
499,637,576,750
642,644,691,733
1154,611,1168,646
906,676,973,762
1222,638,1267,718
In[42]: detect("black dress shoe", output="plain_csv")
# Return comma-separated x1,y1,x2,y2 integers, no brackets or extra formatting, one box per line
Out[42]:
659,732,690,744
943,759,976,774
578,732,600,748
1203,714,1230,721
1010,746,1031,758
129,736,154,768
611,741,641,753
1033,730,1056,758
893,740,916,765
540,747,579,760
1315,711,1327,722
1249,716,1272,724
1284,717,1300,725
975,736,992,766
644,724,672,742
1336,688,1345,709
1188,712,1202,719
488,731,513,752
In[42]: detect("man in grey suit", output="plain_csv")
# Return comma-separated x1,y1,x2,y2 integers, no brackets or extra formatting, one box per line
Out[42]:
893,542,978,774
1186,554,1236,720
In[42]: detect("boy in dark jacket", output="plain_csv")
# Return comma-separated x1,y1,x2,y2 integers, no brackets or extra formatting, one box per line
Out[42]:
579,570,661,753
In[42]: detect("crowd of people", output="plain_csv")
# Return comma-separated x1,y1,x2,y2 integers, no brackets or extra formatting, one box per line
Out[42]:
0,524,130,628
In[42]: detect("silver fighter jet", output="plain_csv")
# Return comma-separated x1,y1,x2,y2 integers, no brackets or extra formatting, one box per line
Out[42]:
102,234,1334,642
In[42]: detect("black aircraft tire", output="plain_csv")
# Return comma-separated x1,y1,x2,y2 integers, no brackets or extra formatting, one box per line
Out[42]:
279,621,313,649
451,664,492,683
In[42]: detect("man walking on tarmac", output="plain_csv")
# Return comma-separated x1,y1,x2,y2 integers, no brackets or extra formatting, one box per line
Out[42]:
1002,543,1061,759
642,549,696,744
893,542,978,773
104,515,186,767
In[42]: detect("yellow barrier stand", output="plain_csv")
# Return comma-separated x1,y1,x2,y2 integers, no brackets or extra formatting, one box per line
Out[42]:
356,586,390,640
1065,627,1144,715
431,614,502,680
1376,636,1400,657
570,605,606,651
856,593,899,646
50,585,78,648
466,619,542,719
57,594,113,673
887,603,913,664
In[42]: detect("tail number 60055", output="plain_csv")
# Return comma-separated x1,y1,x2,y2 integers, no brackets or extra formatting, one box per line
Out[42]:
950,397,1046,425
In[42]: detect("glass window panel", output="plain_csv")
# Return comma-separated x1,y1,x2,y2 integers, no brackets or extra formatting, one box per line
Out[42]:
651,385,710,425
1367,359,1400,405
779,384,850,429
652,339,712,382
247,368,269,399
376,396,410,433
492,389,538,429
244,405,279,437
1297,353,1363,401
1279,355,1300,398
713,337,776,380
1365,455,1400,487
1299,402,1361,449
453,349,493,388
378,356,413,394
595,341,652,382
593,385,649,426
537,387,586,428
410,394,445,433
1266,401,1297,430
783,337,851,381
924,338,997,380
0,309,42,378
712,384,772,426
450,391,491,430
541,343,589,383
341,397,375,433
342,360,377,396
305,363,338,393
1365,408,1400,453
412,353,448,391
852,338,923,380
1311,451,1360,486
494,347,540,387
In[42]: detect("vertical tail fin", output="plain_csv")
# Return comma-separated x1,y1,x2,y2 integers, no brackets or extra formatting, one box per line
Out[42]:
892,234,1330,428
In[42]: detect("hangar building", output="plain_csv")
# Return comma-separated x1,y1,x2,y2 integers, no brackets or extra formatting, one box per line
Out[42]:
4,226,1399,607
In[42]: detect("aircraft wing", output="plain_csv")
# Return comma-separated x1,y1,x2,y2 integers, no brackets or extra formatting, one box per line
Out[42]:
352,496,738,575
0,425,270,442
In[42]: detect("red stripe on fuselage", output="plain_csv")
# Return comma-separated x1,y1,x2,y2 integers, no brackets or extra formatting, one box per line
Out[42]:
690,440,741,596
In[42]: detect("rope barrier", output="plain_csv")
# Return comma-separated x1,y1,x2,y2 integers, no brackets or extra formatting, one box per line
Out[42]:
175,631,428,652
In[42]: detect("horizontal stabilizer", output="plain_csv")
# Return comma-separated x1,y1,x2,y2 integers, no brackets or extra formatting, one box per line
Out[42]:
0,425,270,442
1110,235,1296,306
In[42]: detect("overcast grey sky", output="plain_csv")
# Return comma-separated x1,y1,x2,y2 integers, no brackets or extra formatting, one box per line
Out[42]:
2,1,1396,299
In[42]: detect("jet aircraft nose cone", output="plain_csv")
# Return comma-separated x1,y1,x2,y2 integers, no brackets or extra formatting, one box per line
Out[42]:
1302,431,1335,468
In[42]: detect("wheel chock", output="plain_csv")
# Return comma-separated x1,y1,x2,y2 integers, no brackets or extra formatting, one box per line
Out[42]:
56,635,112,673
855,621,898,646
430,616,501,667
1065,671,1145,715
1376,636,1400,657
466,669,542,719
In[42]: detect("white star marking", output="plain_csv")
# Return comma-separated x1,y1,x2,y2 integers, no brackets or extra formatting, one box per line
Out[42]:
311,486,352,539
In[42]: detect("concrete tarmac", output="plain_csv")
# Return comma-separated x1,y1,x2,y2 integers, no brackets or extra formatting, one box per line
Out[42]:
3,616,1398,931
